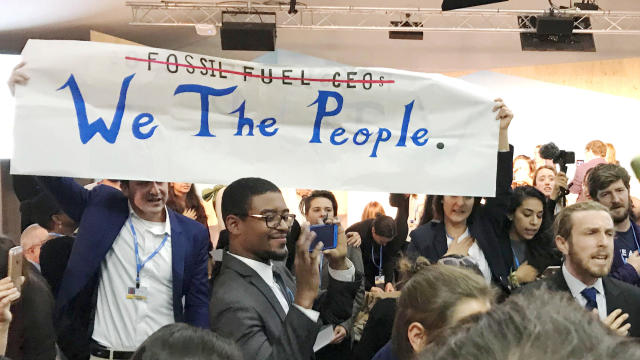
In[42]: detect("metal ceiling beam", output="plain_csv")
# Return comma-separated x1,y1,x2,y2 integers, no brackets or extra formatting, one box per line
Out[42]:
126,2,640,34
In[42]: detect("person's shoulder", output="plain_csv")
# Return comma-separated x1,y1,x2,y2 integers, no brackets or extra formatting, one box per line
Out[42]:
411,221,443,239
604,276,640,298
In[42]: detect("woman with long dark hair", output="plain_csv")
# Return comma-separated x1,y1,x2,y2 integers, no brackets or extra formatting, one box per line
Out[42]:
502,186,561,286
167,183,208,227
407,100,514,292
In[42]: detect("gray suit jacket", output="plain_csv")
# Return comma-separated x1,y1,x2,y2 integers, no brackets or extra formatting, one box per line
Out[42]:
210,252,361,360
523,268,640,338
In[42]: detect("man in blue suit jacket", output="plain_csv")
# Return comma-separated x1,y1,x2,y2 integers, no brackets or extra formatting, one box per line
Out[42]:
36,177,210,360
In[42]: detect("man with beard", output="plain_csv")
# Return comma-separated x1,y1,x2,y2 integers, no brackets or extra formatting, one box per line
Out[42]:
525,201,640,337
210,177,361,360
587,164,640,286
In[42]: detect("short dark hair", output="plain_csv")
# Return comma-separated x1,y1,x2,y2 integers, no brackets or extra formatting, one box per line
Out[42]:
131,323,242,360
419,289,640,360
30,192,62,231
392,264,494,359
298,190,338,216
221,177,281,223
587,163,631,200
372,214,396,238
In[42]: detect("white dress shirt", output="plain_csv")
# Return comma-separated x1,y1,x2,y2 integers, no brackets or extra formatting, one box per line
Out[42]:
446,228,492,284
228,252,355,321
92,205,174,351
562,264,607,320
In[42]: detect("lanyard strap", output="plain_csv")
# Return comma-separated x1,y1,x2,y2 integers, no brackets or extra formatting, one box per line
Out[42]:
512,247,520,270
371,244,383,276
632,226,640,252
129,218,169,288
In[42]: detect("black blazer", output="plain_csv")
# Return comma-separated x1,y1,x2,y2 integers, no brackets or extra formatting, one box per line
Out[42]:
524,270,640,338
7,263,56,360
407,149,513,291
210,252,361,360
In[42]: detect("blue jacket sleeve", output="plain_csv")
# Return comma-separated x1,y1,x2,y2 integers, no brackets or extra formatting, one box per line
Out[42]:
184,225,211,328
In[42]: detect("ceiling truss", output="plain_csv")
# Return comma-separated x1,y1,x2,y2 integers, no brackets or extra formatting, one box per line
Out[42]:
126,2,640,34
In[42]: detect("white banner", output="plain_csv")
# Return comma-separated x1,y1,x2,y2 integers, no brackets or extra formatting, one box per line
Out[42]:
12,40,498,196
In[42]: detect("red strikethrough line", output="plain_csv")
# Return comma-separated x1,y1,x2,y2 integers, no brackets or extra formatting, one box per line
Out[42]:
124,56,395,84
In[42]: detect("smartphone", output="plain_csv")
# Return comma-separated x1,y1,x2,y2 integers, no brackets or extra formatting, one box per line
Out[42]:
8,246,23,291
541,265,560,278
309,224,338,251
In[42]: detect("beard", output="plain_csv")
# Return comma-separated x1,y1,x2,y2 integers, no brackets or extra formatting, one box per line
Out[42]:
610,201,631,224
567,246,612,280
267,247,289,261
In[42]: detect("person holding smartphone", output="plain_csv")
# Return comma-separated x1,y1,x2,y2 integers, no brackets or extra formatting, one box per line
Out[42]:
298,190,365,358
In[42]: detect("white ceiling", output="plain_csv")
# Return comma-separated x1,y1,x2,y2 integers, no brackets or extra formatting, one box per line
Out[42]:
2,0,640,72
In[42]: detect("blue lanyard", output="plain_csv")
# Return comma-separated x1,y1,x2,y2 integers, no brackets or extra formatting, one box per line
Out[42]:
371,244,383,276
129,218,169,288
620,226,640,264
512,247,520,270
48,232,66,238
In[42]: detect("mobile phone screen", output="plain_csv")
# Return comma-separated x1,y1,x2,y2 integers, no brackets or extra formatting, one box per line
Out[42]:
309,224,338,251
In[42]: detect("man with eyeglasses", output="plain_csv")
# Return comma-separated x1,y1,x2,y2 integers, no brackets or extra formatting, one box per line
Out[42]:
210,177,362,360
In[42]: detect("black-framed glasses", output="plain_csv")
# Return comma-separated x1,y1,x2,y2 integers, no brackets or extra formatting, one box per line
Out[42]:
246,213,296,229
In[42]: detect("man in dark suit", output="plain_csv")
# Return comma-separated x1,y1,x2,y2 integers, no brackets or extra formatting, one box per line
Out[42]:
36,177,210,360
525,201,640,337
210,177,361,360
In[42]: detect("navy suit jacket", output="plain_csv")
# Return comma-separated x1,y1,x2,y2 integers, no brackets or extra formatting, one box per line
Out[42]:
37,177,210,360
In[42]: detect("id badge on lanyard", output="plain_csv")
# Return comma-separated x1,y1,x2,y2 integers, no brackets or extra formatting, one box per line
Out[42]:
127,218,169,301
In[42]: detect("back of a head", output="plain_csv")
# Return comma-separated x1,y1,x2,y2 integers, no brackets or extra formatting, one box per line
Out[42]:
587,163,630,200
30,192,62,231
131,323,242,360
419,289,640,360
585,140,608,158
362,201,386,221
392,264,494,359
372,214,396,238
221,177,281,223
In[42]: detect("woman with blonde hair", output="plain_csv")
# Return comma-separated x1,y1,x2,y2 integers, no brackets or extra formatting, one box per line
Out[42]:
362,201,386,221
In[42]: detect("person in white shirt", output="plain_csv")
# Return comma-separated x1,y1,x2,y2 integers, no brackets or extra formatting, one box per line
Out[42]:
210,177,362,360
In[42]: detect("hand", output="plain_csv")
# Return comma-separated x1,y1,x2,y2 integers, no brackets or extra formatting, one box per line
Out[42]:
493,98,513,130
7,62,29,96
330,325,347,344
444,236,475,257
551,172,569,200
322,217,349,270
626,251,640,274
182,208,197,220
369,286,383,294
494,98,513,151
513,262,538,284
0,276,23,327
346,232,361,247
294,223,322,309
384,282,395,293
600,308,630,336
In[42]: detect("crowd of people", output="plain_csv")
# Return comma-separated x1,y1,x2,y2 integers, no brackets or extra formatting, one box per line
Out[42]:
3,63,640,360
